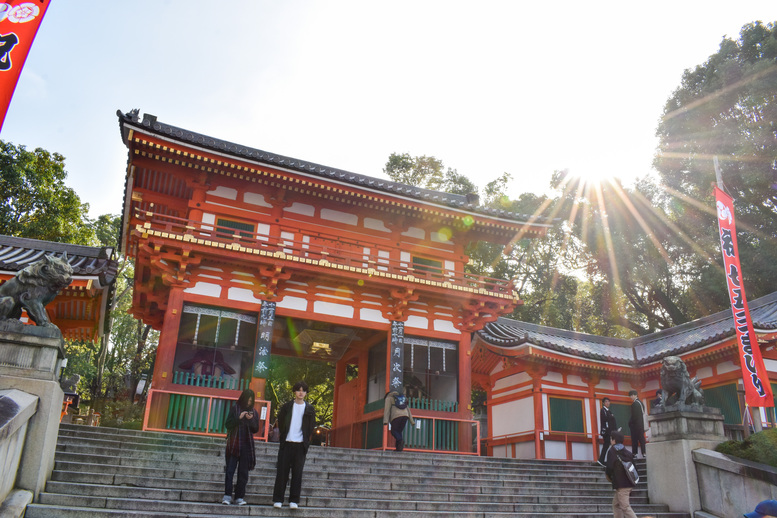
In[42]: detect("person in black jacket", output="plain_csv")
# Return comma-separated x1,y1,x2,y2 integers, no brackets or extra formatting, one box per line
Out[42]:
605,431,638,518
222,389,259,506
628,389,646,458
272,381,316,509
597,397,618,466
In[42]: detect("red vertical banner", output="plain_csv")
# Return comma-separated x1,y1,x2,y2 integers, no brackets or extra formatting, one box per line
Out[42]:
0,1,50,133
715,186,774,408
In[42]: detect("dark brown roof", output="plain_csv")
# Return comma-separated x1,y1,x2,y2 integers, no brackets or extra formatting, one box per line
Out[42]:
477,291,777,366
0,235,118,287
117,109,555,226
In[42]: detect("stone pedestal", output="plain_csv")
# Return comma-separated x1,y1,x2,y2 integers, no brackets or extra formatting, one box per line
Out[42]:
0,325,65,498
646,408,726,514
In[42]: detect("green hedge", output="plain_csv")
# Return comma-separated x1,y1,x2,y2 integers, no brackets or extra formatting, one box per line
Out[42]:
715,428,777,468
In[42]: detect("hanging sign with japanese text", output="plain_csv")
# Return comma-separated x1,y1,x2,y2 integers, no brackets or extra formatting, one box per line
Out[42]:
715,186,774,407
0,1,50,133
389,321,404,391
253,301,275,377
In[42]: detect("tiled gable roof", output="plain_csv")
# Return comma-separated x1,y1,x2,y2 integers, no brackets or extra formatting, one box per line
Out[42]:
117,109,554,226
477,291,777,366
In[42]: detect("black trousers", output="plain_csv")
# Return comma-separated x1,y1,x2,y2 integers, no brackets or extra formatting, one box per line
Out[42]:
273,442,307,504
631,427,646,456
390,416,408,445
224,453,250,499
598,432,611,464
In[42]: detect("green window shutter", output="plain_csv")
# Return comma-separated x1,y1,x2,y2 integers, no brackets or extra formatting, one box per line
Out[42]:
549,397,584,433
704,383,741,425
216,218,254,238
609,402,631,431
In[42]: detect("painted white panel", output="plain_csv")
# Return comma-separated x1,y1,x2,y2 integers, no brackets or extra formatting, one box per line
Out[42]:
202,213,216,225
228,287,262,303
543,384,587,393
695,366,714,379
584,399,592,433
764,359,777,372
491,397,534,437
567,375,586,387
360,308,389,324
644,380,660,391
572,442,593,461
596,379,615,391
199,265,223,272
243,192,272,207
433,319,458,334
515,441,535,459
184,282,221,297
618,382,636,393
494,372,531,391
541,394,549,429
404,315,428,329
285,203,315,217
364,218,390,233
444,260,455,274
276,296,308,312
492,445,508,459
400,252,411,263
544,441,567,460
402,227,425,239
256,222,271,240
431,231,452,244
544,371,563,383
313,301,354,319
208,186,237,200
490,362,504,376
717,361,739,374
321,208,358,226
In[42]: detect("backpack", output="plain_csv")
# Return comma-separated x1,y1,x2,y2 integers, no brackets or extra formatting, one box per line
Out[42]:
394,395,408,410
616,452,639,486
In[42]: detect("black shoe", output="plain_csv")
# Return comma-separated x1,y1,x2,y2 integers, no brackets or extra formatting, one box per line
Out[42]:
397,440,404,452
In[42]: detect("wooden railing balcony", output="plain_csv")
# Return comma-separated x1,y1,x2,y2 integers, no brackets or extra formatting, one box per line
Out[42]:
132,209,516,299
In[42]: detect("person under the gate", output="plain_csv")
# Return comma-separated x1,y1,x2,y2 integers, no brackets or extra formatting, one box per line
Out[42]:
628,389,647,459
222,389,259,506
383,387,415,452
273,381,317,509
598,396,618,467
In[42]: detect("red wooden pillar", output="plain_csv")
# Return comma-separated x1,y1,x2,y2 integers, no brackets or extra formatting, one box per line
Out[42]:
151,286,184,391
458,333,473,452
527,366,547,459
585,375,601,461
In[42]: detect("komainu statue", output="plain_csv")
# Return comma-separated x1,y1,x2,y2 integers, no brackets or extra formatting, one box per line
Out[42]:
0,253,73,328
659,355,705,410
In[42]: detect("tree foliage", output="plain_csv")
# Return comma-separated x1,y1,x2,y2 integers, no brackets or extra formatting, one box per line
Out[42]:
653,20,777,316
0,140,93,244
384,152,476,195
265,356,335,426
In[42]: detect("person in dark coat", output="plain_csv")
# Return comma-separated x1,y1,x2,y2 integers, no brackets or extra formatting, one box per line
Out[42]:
628,389,647,458
222,389,259,506
605,431,638,518
383,388,415,452
272,381,316,509
597,397,618,466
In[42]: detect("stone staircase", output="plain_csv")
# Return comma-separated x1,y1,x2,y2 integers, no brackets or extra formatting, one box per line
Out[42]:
25,424,690,517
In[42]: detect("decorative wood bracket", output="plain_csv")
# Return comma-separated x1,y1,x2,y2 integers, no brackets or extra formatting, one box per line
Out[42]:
456,296,517,332
250,265,292,302
381,287,419,322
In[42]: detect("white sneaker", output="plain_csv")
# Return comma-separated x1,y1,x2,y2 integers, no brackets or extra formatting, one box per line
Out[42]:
289,502,299,509
221,495,231,505
235,498,247,506
273,502,282,508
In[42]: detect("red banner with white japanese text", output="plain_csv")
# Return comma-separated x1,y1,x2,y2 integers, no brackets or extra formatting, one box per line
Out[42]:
715,186,774,407
0,1,50,133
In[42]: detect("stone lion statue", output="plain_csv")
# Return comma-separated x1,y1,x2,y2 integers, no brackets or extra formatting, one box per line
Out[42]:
659,355,704,409
0,253,73,328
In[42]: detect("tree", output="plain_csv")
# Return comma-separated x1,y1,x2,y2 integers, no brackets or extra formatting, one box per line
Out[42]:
653,21,777,316
0,140,93,244
384,152,476,195
265,356,335,426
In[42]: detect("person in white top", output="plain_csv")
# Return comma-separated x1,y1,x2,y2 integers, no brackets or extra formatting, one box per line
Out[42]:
272,381,316,509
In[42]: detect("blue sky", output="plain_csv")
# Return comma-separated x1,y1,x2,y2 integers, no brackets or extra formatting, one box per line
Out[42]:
1,1,775,218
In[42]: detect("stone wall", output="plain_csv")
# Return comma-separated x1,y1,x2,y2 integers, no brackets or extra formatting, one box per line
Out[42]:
693,448,777,518
0,390,38,503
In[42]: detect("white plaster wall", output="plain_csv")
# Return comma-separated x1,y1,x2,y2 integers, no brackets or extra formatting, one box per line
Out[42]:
596,379,615,391
202,213,215,230
695,366,713,379
572,441,593,461
763,358,777,372
313,301,354,319
544,441,567,460
584,398,592,434
208,186,237,200
493,372,531,391
321,208,358,226
275,296,308,312
256,222,271,240
364,218,390,232
402,227,425,239
491,397,534,437
567,375,586,387
227,287,262,304
431,231,452,244
243,192,272,207
285,203,315,216
492,445,509,458
515,441,535,459
184,282,221,297
404,315,428,329
717,361,739,374
433,320,458,334
544,371,563,383
359,308,389,324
